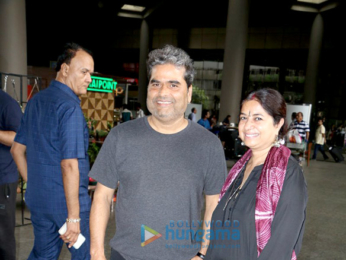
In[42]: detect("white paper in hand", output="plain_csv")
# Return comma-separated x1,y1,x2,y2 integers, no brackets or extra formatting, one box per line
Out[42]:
58,223,85,249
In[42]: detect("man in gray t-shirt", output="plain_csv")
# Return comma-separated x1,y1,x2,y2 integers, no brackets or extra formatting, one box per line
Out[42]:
89,45,227,260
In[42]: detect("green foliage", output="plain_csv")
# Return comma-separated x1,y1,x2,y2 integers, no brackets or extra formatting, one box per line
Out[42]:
88,143,100,165
84,114,97,136
191,85,209,109
107,121,113,131
96,129,109,137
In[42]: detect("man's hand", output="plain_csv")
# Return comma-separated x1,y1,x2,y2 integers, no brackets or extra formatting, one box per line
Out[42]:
60,222,81,248
61,159,81,247
191,256,203,260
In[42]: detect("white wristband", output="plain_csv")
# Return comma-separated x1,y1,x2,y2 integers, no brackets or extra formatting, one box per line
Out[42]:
66,218,81,223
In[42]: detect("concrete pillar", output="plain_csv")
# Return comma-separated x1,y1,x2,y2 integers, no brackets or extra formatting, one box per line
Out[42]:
304,13,324,109
138,19,150,114
219,0,249,125
0,0,27,103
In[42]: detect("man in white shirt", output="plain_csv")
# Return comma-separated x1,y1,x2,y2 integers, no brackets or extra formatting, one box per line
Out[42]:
136,103,145,119
312,117,329,160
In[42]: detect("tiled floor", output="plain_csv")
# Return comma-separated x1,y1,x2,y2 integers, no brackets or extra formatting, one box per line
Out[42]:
14,152,346,260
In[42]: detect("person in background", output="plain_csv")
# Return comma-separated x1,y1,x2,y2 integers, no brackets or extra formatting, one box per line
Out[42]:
121,104,133,122
136,103,145,119
327,124,336,146
311,117,329,161
219,115,231,149
222,115,231,126
0,89,23,260
209,114,220,136
188,107,197,122
334,124,346,147
89,44,226,260
11,42,93,259
205,88,307,260
293,112,310,142
289,112,297,130
198,109,214,130
210,114,217,127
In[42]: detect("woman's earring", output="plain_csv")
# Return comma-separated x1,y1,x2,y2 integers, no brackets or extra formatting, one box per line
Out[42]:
241,141,245,146
273,135,285,147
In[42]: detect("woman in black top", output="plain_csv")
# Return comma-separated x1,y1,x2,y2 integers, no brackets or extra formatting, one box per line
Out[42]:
204,89,307,260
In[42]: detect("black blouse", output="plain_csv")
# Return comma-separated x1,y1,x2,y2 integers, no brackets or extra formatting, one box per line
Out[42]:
205,156,307,260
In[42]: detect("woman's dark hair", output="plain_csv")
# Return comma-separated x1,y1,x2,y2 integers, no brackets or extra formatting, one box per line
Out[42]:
242,88,288,139
55,42,93,72
223,115,231,123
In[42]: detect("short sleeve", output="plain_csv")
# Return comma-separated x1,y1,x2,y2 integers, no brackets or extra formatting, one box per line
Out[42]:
321,125,326,134
88,129,119,189
11,103,25,145
59,106,86,159
14,115,26,145
2,101,22,131
204,138,227,195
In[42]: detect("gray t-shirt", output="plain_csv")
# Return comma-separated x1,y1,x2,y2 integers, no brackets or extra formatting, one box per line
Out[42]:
89,117,227,260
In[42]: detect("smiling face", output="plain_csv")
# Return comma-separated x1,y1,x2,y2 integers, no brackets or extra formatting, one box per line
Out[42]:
146,64,192,124
61,50,94,96
238,100,283,152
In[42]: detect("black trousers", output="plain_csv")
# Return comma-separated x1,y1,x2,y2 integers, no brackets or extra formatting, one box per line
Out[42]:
110,249,126,260
0,181,17,260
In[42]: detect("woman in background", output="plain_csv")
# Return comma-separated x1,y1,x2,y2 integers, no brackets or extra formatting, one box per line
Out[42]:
222,115,231,126
205,88,307,260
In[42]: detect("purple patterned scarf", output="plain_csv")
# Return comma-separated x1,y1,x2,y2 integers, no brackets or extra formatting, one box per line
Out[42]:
220,145,296,259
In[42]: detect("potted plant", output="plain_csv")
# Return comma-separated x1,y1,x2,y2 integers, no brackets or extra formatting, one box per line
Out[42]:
96,129,109,142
